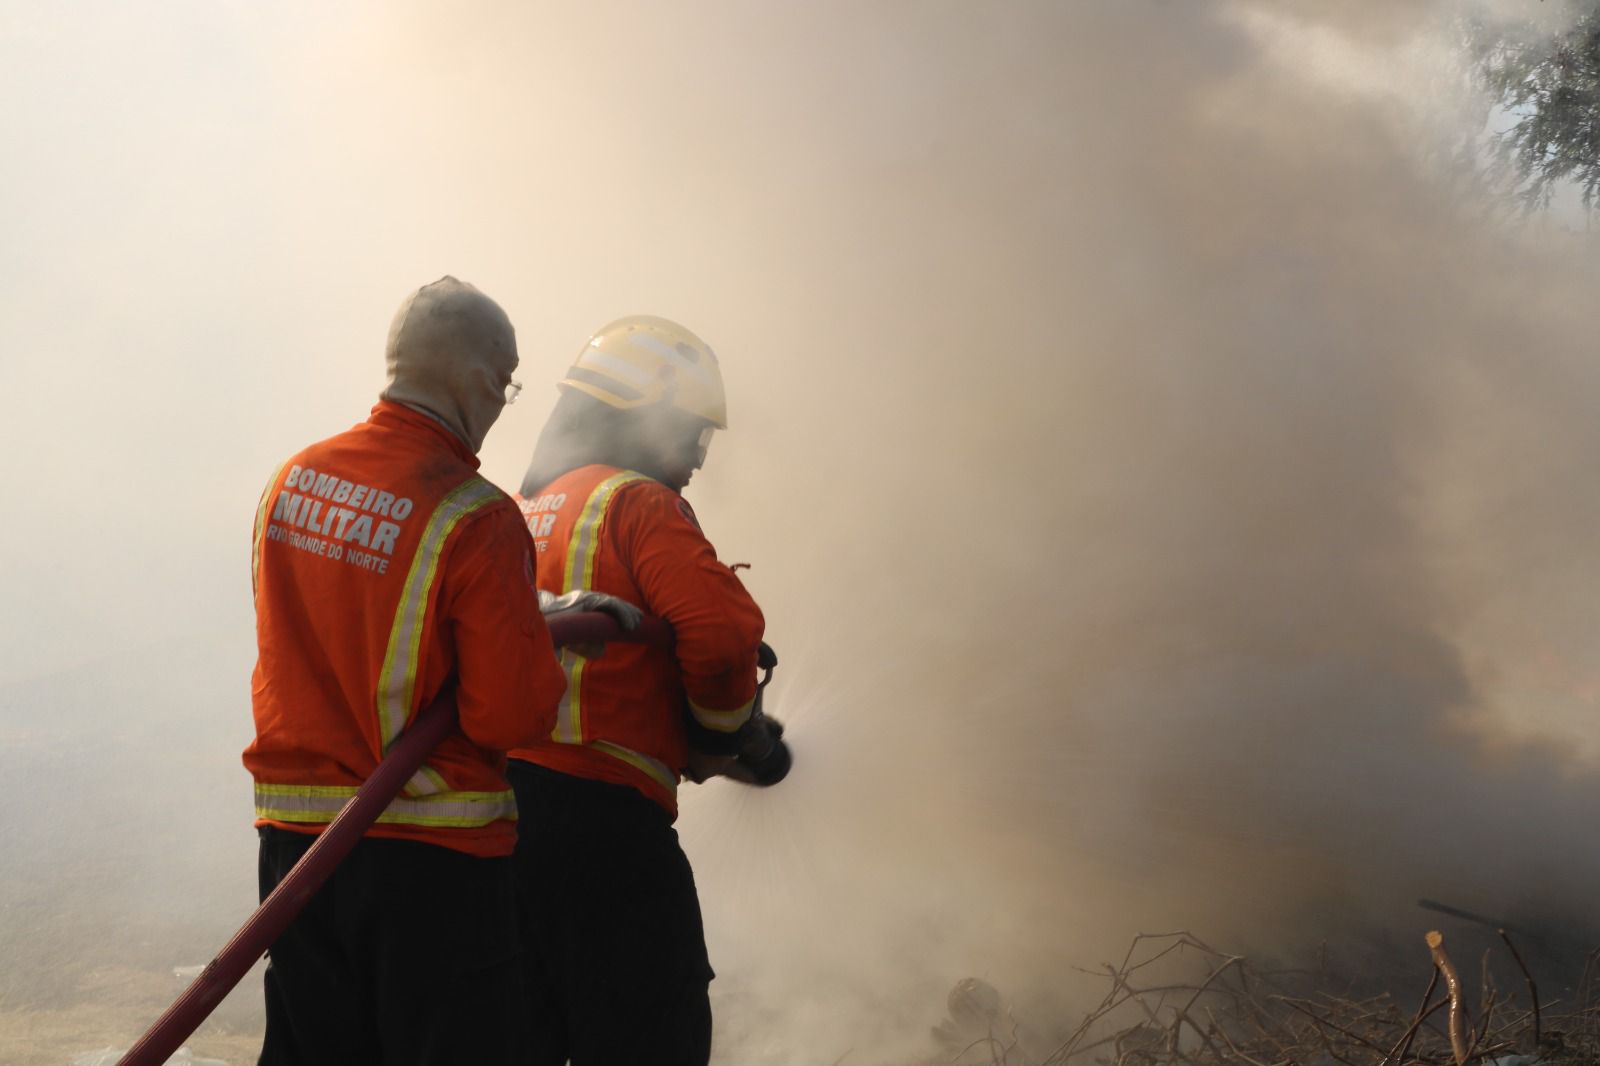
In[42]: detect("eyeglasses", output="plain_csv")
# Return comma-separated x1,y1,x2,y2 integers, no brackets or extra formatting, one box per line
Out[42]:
504,379,524,405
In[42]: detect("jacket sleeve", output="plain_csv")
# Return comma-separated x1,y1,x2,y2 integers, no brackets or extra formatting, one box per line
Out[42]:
438,501,566,752
612,485,765,750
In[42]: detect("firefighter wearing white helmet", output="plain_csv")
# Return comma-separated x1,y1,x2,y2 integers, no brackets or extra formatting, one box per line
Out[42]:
509,315,768,1066
521,315,728,495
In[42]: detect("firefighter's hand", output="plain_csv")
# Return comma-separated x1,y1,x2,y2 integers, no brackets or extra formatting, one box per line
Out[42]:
538,589,642,631
684,750,736,784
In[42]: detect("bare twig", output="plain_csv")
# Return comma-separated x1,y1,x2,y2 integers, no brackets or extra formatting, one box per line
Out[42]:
1106,964,1164,1028
1168,955,1236,1062
1381,964,1439,1066
1270,995,1393,1056
1498,927,1541,1050
1464,989,1497,1063
1579,946,1600,1021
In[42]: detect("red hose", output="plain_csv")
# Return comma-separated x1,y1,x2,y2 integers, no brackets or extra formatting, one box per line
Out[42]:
117,611,670,1066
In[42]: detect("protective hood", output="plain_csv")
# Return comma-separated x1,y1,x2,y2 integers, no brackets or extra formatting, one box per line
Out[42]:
520,389,711,496
379,276,517,454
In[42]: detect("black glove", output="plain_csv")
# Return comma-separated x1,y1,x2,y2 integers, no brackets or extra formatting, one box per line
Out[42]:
721,714,791,787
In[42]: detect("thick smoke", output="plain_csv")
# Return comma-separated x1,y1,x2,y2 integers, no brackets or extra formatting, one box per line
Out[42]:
7,2,1600,1063
667,2,1600,1058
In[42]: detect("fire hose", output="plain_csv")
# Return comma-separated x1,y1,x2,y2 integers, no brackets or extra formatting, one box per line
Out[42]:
117,610,678,1066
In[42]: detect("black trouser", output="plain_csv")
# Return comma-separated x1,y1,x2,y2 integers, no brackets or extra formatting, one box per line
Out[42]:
508,761,714,1066
257,826,525,1066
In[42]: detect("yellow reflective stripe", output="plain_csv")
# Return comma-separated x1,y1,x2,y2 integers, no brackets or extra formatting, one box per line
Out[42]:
374,476,504,750
553,472,649,744
688,696,754,734
251,460,291,596
591,740,679,796
554,649,586,744
254,782,517,828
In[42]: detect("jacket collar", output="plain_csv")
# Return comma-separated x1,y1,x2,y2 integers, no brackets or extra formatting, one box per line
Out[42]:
368,400,481,469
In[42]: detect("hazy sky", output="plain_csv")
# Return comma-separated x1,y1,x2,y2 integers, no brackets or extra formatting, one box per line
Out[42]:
7,3,1600,1062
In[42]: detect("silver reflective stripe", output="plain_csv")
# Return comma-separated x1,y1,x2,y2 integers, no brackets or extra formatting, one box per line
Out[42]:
581,347,656,388
553,648,586,745
404,766,448,796
374,476,505,749
255,783,517,828
552,472,649,744
591,741,679,796
559,472,648,594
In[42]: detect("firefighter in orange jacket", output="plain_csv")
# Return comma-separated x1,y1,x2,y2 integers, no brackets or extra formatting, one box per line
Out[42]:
509,316,765,1066
245,277,566,1065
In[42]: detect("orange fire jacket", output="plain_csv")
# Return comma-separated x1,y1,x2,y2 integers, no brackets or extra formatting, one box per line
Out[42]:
244,402,566,858
510,464,765,816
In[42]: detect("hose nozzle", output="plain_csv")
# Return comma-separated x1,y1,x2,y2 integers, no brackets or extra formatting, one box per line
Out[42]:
723,641,791,786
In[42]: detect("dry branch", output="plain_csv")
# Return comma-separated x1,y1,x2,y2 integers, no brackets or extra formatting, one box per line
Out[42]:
1427,930,1470,1066
932,929,1600,1066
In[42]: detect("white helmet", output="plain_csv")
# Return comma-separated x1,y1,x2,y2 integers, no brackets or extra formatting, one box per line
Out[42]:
559,315,727,428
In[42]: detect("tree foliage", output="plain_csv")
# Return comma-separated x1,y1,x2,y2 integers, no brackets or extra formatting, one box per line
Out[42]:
1469,6,1600,210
